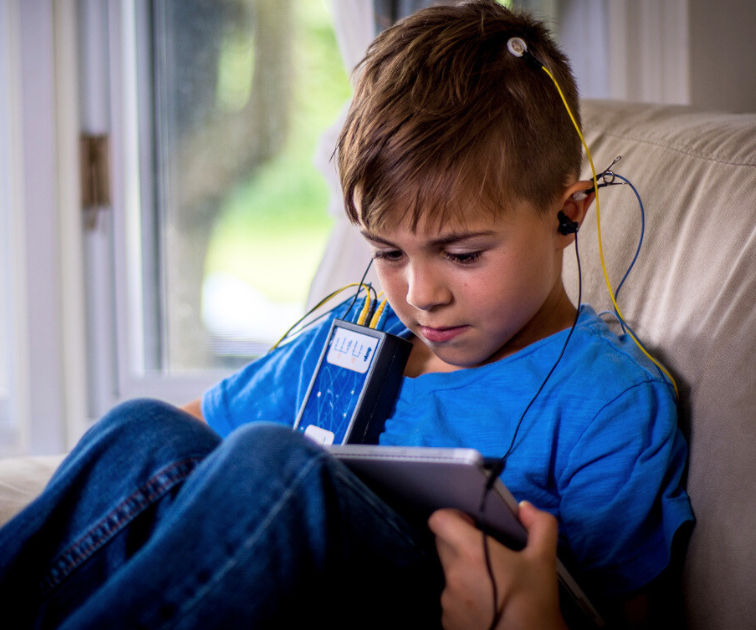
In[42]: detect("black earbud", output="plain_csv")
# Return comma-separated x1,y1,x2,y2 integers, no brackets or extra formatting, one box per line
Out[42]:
557,211,579,235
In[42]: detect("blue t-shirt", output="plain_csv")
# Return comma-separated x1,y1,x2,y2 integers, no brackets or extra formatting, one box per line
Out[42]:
203,300,694,598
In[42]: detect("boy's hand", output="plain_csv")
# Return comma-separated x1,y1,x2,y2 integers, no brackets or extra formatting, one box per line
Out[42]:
428,501,568,630
181,399,205,422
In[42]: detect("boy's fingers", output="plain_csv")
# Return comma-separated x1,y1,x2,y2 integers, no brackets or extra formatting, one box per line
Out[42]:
428,509,485,563
430,504,557,551
429,503,563,630
429,503,558,568
428,508,476,542
518,500,559,560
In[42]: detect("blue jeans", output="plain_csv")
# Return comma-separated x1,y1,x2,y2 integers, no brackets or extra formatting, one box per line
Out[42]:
0,399,443,629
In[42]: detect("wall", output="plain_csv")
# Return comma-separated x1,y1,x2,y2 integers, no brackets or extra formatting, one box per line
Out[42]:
689,0,756,113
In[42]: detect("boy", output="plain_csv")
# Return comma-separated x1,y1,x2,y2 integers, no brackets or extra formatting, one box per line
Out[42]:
0,1,692,628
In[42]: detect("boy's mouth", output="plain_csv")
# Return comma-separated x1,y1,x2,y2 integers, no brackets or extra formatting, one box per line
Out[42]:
418,325,469,343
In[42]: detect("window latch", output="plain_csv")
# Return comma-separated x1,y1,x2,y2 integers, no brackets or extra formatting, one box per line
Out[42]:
79,134,111,229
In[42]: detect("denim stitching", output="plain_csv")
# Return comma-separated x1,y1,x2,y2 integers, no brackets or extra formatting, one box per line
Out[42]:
167,451,428,628
330,464,426,552
166,451,329,628
39,457,202,598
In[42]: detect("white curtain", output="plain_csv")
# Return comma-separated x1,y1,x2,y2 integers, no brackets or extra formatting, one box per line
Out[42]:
307,0,380,308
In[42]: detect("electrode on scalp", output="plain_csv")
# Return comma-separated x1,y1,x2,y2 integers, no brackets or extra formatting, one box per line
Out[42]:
293,319,412,446
506,37,528,57
506,37,541,69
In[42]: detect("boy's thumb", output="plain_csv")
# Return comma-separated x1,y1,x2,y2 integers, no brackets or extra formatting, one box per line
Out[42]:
518,500,559,555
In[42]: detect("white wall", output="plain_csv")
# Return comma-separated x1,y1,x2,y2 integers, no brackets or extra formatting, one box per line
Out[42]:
689,0,756,113
534,0,755,113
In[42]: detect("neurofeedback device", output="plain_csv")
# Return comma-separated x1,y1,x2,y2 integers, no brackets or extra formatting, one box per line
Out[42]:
292,317,411,445
279,281,413,446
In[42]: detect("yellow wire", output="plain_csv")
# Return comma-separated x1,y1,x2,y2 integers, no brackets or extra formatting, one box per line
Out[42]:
369,298,388,329
365,291,386,329
357,292,373,325
540,65,679,398
269,282,368,352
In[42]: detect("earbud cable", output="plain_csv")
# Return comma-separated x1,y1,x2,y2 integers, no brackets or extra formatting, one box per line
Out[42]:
540,64,678,398
480,229,583,630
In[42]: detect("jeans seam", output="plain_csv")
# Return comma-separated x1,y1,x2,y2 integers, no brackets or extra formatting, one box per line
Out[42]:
39,457,203,598
330,464,427,552
165,451,429,628
164,451,330,628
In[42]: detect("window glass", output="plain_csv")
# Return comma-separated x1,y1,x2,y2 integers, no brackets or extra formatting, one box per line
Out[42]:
143,0,350,372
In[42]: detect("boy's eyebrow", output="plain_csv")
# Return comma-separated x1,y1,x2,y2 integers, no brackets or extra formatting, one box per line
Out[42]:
360,229,497,248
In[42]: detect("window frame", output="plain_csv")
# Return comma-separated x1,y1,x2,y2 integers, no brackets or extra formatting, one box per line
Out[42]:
0,0,81,455
0,0,26,452
82,0,237,423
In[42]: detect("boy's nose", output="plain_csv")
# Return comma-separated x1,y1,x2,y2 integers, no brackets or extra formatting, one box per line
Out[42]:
405,265,451,311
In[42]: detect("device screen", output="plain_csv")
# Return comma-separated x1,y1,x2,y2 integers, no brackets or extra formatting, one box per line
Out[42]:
296,324,380,445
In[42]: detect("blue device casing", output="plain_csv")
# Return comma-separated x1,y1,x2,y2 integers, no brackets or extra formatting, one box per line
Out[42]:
293,319,412,445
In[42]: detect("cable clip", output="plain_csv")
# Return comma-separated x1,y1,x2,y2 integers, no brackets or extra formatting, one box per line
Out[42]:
573,155,624,200
598,155,623,185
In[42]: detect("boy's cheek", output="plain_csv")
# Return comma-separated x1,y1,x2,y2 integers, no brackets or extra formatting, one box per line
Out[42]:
374,269,406,310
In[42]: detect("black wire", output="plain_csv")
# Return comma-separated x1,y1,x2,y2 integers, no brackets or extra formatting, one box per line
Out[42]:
343,258,373,320
480,232,583,630
269,262,378,352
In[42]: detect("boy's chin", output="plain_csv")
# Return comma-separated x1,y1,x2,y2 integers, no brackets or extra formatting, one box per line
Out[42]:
425,343,500,370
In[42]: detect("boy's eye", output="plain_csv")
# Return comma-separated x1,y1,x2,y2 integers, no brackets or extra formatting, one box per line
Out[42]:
445,251,482,264
372,249,403,262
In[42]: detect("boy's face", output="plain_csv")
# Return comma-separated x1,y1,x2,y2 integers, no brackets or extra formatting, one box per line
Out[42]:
361,201,577,370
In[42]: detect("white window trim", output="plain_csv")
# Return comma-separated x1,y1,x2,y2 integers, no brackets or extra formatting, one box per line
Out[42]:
80,1,229,423
518,0,690,105
0,0,30,455
19,0,67,454
55,0,90,450
107,0,229,407
0,0,87,456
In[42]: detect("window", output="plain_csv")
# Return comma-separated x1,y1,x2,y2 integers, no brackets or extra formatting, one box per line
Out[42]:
82,0,352,415
150,1,351,369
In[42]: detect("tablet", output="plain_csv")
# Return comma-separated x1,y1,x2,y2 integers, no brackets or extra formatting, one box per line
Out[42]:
326,444,605,628
326,444,527,548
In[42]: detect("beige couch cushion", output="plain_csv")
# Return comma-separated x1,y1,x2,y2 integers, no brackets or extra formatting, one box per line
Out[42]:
0,454,65,526
565,100,756,630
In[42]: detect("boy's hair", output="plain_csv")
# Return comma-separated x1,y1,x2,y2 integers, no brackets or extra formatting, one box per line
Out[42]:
337,0,581,231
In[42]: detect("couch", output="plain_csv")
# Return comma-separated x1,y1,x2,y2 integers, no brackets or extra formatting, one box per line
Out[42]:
1,99,755,629
564,100,756,630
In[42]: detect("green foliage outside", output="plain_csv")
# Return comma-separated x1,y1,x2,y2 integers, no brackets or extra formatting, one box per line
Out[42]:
204,2,352,304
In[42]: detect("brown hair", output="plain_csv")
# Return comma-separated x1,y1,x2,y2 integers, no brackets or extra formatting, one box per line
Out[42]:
337,0,581,231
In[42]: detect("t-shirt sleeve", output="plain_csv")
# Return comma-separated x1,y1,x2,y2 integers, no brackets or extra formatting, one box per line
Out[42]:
201,311,338,437
557,380,694,597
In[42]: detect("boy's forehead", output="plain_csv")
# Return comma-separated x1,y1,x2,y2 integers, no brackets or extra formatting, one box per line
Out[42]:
362,191,517,233
361,201,529,243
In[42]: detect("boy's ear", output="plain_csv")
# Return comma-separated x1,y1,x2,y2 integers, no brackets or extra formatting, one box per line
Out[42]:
556,180,594,242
